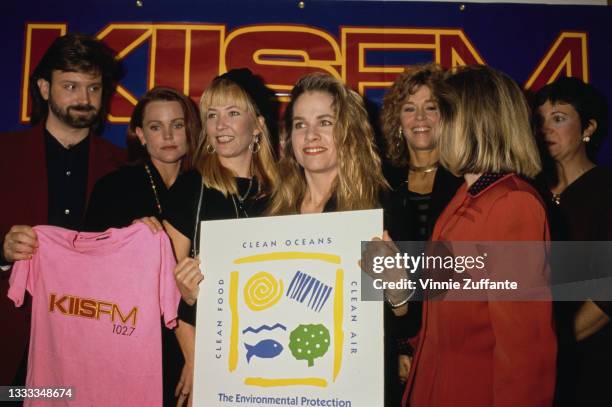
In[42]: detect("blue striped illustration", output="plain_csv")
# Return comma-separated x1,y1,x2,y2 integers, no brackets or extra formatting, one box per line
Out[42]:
286,271,333,312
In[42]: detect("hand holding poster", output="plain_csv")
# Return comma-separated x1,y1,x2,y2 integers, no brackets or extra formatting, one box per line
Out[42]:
194,210,383,406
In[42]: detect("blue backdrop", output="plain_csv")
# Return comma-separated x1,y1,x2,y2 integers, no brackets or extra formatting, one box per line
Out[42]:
1,0,610,165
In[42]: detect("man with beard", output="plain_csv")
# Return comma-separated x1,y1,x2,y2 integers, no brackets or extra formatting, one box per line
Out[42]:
0,33,125,388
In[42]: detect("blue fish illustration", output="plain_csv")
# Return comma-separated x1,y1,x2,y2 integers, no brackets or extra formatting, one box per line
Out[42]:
244,339,283,363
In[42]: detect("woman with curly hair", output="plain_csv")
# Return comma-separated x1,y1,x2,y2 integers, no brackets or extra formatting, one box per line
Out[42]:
381,63,463,242
380,64,463,405
267,72,387,214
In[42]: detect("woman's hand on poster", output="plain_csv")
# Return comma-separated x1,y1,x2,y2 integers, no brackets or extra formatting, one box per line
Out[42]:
361,230,412,314
361,230,402,278
134,216,164,234
174,258,203,305
175,358,194,407
398,354,413,383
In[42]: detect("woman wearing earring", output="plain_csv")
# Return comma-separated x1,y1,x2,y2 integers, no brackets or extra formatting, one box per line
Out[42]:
163,68,279,406
534,77,611,407
381,63,463,242
266,72,387,215
380,64,463,405
381,63,463,405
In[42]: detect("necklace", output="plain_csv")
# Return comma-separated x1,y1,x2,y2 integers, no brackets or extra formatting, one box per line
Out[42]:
144,164,162,215
231,195,249,219
231,177,254,218
550,165,595,207
236,177,254,203
408,162,438,174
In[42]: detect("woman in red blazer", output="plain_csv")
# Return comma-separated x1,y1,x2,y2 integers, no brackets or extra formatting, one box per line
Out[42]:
375,65,557,407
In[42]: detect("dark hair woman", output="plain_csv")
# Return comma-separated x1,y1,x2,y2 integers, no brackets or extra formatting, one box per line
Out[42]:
83,86,201,406
84,86,201,231
534,76,611,407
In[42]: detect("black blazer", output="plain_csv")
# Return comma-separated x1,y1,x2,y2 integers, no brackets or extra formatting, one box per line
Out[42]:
384,166,463,242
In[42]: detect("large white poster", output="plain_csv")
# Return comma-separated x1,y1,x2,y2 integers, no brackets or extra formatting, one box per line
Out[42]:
193,210,384,407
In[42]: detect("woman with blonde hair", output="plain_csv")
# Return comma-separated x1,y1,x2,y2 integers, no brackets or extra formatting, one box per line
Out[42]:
369,65,557,407
267,72,387,215
162,68,279,406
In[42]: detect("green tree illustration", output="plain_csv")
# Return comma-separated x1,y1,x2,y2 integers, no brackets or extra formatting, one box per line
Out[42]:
289,324,331,367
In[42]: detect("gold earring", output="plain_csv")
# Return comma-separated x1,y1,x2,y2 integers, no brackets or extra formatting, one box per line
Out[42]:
249,134,261,153
396,128,404,149
205,144,216,154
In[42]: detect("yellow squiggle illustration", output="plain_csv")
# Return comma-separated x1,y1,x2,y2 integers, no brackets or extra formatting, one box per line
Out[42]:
245,377,328,388
243,272,283,311
333,269,344,382
229,271,239,372
234,252,341,264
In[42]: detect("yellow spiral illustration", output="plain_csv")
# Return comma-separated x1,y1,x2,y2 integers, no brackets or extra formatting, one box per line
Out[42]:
243,272,283,311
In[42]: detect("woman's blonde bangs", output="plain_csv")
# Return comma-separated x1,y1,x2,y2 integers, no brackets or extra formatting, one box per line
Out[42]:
195,77,278,197
200,80,252,116
440,65,541,178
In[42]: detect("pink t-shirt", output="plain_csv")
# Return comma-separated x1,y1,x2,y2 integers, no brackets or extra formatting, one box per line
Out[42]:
8,223,180,406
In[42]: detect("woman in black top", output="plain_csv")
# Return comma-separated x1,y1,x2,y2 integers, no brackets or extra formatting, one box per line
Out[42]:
84,86,200,230
533,77,611,407
83,86,201,407
379,64,462,405
164,69,279,406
